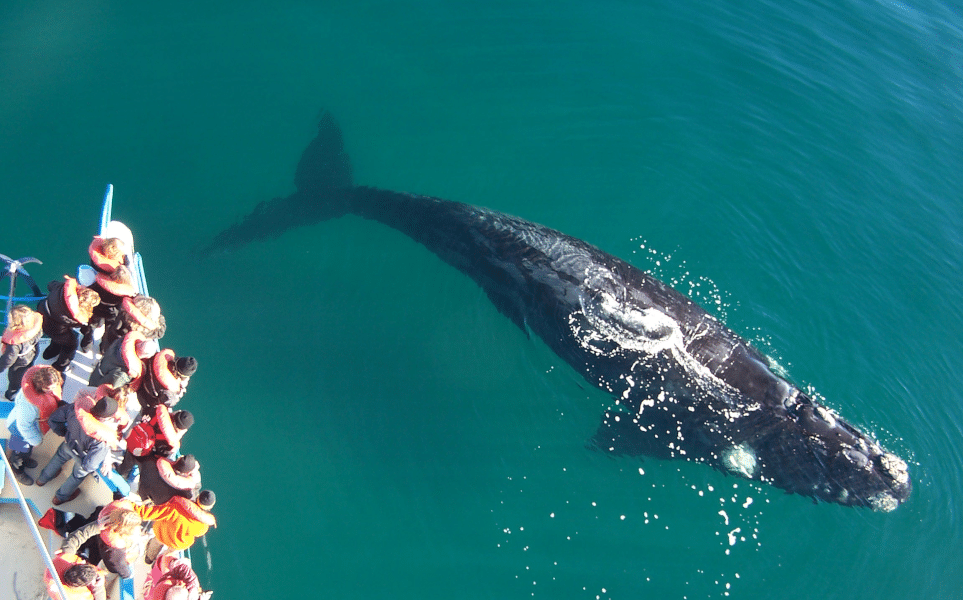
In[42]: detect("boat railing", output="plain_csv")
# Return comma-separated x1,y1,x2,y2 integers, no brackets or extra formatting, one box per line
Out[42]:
0,438,72,600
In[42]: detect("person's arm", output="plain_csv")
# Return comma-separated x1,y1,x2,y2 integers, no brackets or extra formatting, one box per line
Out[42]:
18,401,44,446
60,522,102,555
0,344,17,371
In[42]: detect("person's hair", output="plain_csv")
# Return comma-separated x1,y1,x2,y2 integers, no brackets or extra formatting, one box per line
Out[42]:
76,287,101,322
63,563,97,587
30,366,63,392
109,265,134,286
101,238,126,261
4,305,37,332
122,295,162,336
102,508,142,536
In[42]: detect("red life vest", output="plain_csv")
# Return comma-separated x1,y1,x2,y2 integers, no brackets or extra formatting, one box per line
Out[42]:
94,271,136,298
44,553,103,600
128,405,182,457
61,276,89,324
88,236,124,274
1,310,42,353
156,456,201,491
21,365,62,435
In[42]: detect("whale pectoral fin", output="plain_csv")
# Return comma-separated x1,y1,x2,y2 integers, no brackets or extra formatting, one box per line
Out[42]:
482,288,530,338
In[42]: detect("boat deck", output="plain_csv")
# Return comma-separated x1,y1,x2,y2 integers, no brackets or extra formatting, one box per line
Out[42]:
2,334,146,600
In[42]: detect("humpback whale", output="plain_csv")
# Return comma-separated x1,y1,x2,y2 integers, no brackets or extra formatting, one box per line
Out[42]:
209,113,911,511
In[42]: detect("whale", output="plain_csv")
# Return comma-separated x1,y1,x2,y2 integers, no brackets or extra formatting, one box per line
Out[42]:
208,113,911,511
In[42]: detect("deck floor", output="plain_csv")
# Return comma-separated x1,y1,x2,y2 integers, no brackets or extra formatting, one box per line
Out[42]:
2,334,149,600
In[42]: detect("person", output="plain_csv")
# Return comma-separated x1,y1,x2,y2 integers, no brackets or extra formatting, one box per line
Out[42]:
4,365,63,485
59,499,145,579
87,265,137,353
88,330,152,389
1,305,43,399
143,555,210,600
137,454,201,505
37,276,101,373
87,236,128,275
36,396,124,505
100,293,164,351
137,351,196,411
133,489,216,564
118,407,193,481
44,551,107,600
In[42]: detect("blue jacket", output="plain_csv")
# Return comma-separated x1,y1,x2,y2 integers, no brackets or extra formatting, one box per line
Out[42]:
49,404,109,476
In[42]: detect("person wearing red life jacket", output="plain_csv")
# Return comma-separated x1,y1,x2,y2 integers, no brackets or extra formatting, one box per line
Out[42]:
44,551,107,600
137,350,197,411
4,365,63,485
118,406,193,481
133,489,216,564
88,331,153,389
37,276,100,373
1,305,43,400
100,293,165,351
138,454,201,505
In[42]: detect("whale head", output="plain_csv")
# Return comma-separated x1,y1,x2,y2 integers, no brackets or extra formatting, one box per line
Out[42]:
745,393,912,511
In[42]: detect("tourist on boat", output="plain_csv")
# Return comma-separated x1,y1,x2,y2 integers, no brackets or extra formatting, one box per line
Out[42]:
3,365,63,486
44,551,107,600
58,499,145,580
133,489,216,564
36,396,124,506
117,406,193,480
88,330,153,389
137,351,197,411
37,275,100,374
87,264,137,353
137,454,202,505
143,555,208,600
1,305,43,400
87,236,128,275
100,293,164,351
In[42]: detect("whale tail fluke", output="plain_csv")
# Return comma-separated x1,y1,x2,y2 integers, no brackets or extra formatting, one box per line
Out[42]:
202,111,353,255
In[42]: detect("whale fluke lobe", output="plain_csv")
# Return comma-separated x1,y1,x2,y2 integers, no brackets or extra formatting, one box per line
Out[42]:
210,111,911,510
202,112,352,254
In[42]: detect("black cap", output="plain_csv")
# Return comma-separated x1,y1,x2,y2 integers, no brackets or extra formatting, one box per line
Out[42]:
90,397,118,419
174,454,197,475
172,356,197,378
172,410,194,431
197,489,216,508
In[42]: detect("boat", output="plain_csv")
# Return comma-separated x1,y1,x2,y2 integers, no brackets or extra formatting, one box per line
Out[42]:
1,185,206,600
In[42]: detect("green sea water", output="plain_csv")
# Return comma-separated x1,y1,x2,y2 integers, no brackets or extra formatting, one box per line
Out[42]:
2,1,962,598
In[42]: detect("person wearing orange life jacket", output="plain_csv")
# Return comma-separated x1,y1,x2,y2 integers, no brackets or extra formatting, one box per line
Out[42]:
1,305,43,400
44,551,107,600
133,489,216,564
4,365,63,485
138,454,201,505
87,264,137,353
137,350,197,411
37,275,100,372
87,236,128,276
88,330,153,389
100,293,165,352
36,396,123,505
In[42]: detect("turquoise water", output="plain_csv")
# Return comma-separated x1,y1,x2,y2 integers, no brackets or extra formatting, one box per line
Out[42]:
2,1,962,598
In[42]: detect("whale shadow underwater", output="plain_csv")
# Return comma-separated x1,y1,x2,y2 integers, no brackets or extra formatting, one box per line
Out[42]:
207,113,911,511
